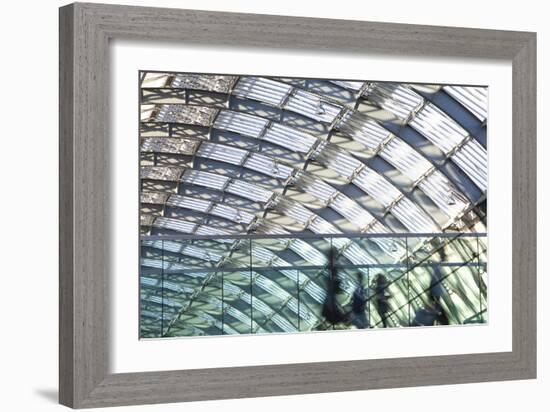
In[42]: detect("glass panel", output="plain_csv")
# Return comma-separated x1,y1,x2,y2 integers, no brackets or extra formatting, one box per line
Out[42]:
140,269,165,338
163,269,223,337
299,268,339,331
408,234,485,327
252,270,299,334
141,238,250,271
335,235,406,266
251,237,331,269
222,270,253,335
369,267,409,328
139,233,487,337
440,264,482,325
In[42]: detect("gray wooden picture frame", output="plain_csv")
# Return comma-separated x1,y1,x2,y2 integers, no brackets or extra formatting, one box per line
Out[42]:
59,2,537,408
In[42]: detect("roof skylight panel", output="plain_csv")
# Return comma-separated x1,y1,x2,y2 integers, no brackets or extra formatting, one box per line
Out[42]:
154,104,218,126
141,166,185,181
329,80,366,92
390,197,439,232
358,221,405,259
275,198,314,226
210,204,255,225
336,110,392,150
213,110,269,138
338,241,378,265
232,77,293,106
258,222,290,236
330,194,376,229
294,173,336,204
409,102,469,154
243,153,293,180
166,195,211,213
142,72,172,88
352,168,402,207
194,225,231,236
364,220,388,234
141,192,170,205
141,137,198,155
262,122,317,153
197,141,248,165
308,217,340,235
312,143,362,179
443,85,488,122
171,74,238,93
380,137,433,182
417,171,470,219
367,83,424,120
290,239,327,266
284,89,343,123
225,180,273,203
182,169,229,191
451,139,488,191
140,105,156,122
140,214,156,227
153,217,197,233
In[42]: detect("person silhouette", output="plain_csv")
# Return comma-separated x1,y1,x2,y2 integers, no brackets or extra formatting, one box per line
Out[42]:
321,247,346,327
373,274,391,328
350,272,370,329
429,248,447,300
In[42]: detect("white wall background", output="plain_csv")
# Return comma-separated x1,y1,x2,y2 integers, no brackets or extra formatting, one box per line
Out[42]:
0,1,546,411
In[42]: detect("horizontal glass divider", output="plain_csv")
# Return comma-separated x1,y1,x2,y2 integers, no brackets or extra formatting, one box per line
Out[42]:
140,261,486,275
140,232,487,241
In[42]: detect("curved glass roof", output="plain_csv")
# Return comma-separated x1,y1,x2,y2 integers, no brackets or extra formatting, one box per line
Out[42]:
139,72,488,338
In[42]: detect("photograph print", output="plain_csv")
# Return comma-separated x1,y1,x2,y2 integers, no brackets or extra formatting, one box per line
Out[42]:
138,72,488,338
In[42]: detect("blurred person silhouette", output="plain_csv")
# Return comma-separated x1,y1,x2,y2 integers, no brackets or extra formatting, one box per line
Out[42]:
429,247,447,300
321,247,346,327
429,247,449,325
350,272,370,329
373,274,391,328
412,248,450,326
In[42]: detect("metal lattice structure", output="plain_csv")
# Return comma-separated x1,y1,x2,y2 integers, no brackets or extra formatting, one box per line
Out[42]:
139,72,488,338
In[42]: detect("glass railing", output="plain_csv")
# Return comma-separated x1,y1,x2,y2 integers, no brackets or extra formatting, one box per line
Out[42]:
139,232,487,338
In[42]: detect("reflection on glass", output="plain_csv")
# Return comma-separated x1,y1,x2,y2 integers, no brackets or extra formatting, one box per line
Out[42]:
139,234,488,338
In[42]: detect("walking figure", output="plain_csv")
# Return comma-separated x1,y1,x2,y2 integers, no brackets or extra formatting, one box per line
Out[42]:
350,272,370,329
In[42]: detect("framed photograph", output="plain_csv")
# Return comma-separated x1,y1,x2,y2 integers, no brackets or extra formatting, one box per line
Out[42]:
59,2,536,408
